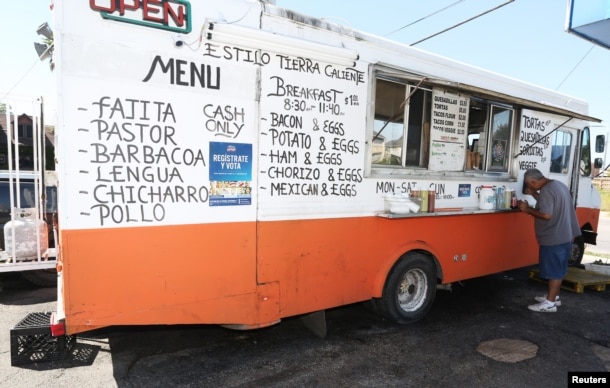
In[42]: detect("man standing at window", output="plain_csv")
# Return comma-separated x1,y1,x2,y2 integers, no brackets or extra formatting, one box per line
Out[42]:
517,168,581,312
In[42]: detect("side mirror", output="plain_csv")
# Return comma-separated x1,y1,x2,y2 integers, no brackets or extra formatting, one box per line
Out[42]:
594,158,603,169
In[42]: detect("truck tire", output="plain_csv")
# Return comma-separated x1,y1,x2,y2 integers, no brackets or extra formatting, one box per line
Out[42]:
20,269,57,288
569,236,585,267
377,252,436,324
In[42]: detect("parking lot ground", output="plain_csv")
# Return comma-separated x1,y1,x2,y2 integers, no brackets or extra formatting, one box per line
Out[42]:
1,266,609,387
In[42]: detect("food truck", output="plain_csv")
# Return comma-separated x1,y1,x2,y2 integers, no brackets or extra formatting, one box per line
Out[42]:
11,0,604,339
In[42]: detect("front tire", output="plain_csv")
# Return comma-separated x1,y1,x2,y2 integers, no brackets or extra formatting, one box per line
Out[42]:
377,252,437,324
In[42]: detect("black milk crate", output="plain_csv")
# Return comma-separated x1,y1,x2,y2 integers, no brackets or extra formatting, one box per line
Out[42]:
10,312,75,366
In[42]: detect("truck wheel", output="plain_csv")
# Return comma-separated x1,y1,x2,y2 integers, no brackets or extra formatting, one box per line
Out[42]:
377,253,436,324
20,269,57,288
569,236,585,267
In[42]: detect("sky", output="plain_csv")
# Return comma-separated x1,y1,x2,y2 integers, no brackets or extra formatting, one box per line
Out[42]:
0,0,56,118
1,0,609,127
280,0,610,127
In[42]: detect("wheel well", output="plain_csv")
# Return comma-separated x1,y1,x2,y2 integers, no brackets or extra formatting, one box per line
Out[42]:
375,249,442,297
409,250,442,281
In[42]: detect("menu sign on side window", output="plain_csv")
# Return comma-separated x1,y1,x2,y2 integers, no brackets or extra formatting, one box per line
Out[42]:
429,89,469,171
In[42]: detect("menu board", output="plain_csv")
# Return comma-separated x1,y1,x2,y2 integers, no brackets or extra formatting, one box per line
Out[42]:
517,109,553,173
258,58,367,207
429,89,469,171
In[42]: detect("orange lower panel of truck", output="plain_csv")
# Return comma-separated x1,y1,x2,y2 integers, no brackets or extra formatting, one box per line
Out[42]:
60,209,592,334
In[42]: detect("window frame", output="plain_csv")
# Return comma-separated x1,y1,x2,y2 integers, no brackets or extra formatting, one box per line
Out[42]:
485,104,515,172
579,127,591,177
369,68,518,178
595,134,605,154
371,76,434,170
18,123,33,138
550,129,574,175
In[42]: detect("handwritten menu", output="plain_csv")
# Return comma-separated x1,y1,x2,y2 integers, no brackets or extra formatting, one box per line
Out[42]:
74,96,211,227
517,109,552,172
258,56,367,202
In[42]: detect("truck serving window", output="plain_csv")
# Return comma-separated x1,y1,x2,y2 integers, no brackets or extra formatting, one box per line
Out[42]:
372,78,431,168
550,130,573,174
466,102,515,173
371,73,516,175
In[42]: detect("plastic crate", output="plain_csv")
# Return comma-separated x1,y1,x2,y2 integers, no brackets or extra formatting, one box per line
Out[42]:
10,312,75,366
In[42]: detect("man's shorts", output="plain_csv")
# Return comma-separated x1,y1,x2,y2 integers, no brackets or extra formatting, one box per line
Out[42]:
539,242,572,280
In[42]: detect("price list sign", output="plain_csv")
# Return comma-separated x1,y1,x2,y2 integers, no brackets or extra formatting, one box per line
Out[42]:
429,88,469,171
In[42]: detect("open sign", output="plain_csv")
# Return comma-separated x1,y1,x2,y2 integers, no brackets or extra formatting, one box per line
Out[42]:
90,0,192,33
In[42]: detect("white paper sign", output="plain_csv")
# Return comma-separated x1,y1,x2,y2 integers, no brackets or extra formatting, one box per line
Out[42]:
429,89,469,171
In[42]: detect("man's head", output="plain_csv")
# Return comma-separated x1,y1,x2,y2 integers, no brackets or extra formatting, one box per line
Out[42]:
523,168,547,193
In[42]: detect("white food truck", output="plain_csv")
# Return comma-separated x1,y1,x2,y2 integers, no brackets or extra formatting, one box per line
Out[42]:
6,0,604,343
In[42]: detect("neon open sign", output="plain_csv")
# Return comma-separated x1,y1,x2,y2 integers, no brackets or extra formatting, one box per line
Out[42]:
90,0,192,33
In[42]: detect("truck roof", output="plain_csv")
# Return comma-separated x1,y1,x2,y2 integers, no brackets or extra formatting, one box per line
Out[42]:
265,3,599,123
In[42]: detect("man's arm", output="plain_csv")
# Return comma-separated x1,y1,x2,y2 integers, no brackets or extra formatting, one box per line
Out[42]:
517,200,552,220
